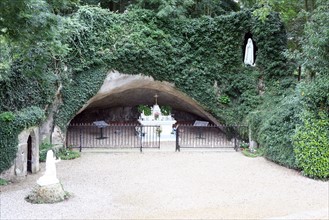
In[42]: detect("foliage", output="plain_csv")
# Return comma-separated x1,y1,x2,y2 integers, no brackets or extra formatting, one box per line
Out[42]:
247,74,328,177
0,0,70,79
90,0,239,17
50,6,288,130
302,1,329,77
0,70,56,112
0,107,45,173
0,112,15,122
298,75,329,113
40,144,80,162
293,111,329,179
1,5,289,131
55,148,80,160
160,105,172,116
240,142,249,149
39,142,54,162
0,1,312,178
137,105,152,116
242,147,265,158
250,94,302,168
240,0,329,178
0,178,9,186
55,67,108,130
218,95,230,105
156,127,162,136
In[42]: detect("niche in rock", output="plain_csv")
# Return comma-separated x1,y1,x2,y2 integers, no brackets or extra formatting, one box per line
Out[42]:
243,32,258,66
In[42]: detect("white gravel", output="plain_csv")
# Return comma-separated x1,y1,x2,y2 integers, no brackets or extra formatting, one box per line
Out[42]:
1,148,328,219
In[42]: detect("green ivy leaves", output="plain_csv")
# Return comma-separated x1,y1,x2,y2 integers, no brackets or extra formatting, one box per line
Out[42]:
293,111,329,179
0,107,45,173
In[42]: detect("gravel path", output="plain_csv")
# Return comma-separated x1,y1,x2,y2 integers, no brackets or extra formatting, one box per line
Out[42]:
1,149,328,219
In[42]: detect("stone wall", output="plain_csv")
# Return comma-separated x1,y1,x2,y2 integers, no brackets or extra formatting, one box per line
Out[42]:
0,127,40,182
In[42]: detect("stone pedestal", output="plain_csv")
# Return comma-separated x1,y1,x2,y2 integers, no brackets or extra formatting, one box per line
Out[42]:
25,183,67,204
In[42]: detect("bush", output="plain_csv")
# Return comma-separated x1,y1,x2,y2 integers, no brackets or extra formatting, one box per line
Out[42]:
39,142,54,162
40,145,80,162
293,111,329,179
137,105,152,116
242,147,265,158
160,105,172,116
240,142,249,149
0,178,9,186
255,94,302,168
56,148,80,160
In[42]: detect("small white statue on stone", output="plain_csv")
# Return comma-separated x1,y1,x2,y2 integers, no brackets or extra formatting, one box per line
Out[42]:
37,150,61,186
244,38,255,66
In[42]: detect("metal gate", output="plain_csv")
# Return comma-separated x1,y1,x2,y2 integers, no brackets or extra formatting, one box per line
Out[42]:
66,123,161,152
175,124,248,151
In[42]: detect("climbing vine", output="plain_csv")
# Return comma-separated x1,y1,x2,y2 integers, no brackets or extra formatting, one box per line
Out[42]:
55,7,289,127
0,107,45,173
0,6,293,174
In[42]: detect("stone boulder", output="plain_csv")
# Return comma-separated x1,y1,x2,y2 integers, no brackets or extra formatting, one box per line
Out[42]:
25,182,68,204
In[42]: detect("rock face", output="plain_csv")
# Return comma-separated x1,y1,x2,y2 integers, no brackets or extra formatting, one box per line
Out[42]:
73,71,220,125
25,183,67,204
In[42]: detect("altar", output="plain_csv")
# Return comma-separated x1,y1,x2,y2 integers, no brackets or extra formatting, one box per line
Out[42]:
137,95,177,141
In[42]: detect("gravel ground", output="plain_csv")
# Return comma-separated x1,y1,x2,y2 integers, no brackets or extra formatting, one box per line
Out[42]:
1,148,328,220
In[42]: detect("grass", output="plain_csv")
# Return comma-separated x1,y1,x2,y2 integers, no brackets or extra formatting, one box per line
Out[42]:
56,148,80,160
241,147,265,158
0,178,9,186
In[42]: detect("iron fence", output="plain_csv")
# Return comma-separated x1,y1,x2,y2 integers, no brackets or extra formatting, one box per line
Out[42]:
66,123,161,152
176,124,248,151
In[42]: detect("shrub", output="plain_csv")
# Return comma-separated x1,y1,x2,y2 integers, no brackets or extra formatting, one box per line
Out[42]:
240,142,249,149
56,148,80,160
39,142,54,162
293,111,329,179
0,112,15,122
160,105,172,116
242,147,265,158
40,145,80,161
255,94,302,168
0,178,9,186
137,105,152,116
218,95,231,105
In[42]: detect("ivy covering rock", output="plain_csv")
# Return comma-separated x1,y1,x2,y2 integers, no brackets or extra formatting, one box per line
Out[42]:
0,1,328,179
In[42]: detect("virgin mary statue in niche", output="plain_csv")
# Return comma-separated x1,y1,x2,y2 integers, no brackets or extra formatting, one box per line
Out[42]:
244,38,255,66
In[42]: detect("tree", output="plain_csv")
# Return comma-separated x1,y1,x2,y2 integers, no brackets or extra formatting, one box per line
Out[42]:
0,0,70,79
302,0,329,76
80,0,239,17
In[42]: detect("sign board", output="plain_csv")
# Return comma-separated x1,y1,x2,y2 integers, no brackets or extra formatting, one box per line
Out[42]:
193,120,209,127
93,120,109,128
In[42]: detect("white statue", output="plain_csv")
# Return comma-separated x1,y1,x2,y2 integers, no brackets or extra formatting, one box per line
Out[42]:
244,38,255,66
37,150,61,186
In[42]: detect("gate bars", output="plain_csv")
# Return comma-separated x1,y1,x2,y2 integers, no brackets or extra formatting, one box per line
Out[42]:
66,123,161,152
67,123,248,152
175,124,248,152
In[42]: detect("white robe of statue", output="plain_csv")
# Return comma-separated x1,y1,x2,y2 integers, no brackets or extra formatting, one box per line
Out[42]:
37,150,61,186
244,38,255,66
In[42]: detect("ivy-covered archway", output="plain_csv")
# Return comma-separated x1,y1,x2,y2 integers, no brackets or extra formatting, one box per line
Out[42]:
0,6,290,174
55,7,289,132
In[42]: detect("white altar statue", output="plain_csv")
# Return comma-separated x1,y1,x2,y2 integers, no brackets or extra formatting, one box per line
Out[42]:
138,95,177,140
244,38,255,66
37,150,61,186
